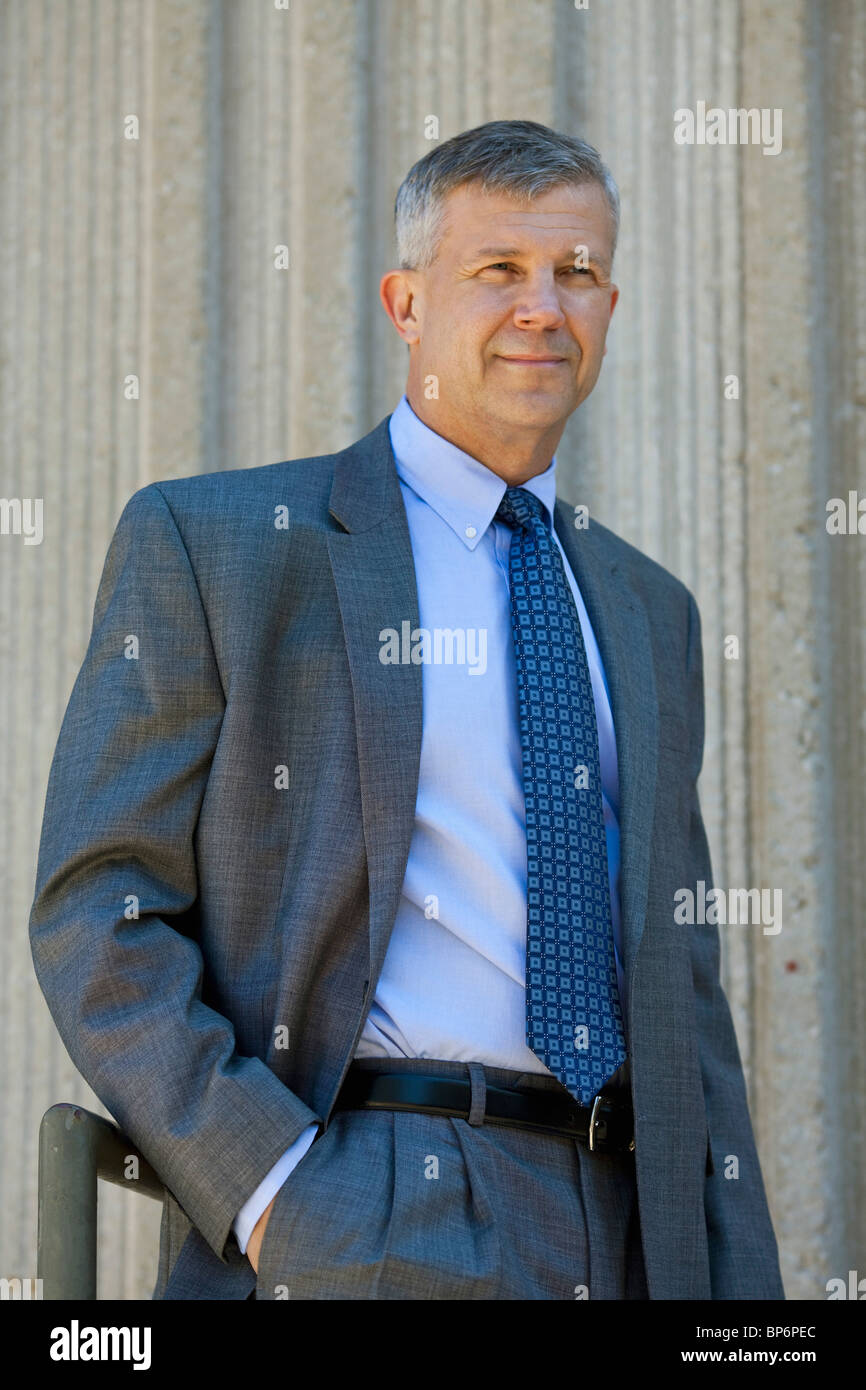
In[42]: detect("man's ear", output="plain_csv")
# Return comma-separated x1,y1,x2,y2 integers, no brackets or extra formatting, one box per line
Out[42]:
380,268,422,346
603,284,619,357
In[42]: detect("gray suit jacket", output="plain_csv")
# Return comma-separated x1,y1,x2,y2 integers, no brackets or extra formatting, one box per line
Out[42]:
29,412,784,1300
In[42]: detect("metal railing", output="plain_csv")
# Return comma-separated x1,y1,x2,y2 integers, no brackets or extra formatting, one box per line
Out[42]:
38,1103,165,1300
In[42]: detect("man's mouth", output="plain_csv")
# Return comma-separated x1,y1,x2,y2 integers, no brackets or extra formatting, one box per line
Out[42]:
498,355,568,366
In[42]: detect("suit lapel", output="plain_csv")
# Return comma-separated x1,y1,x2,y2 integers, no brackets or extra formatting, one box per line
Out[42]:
553,499,659,990
327,417,424,988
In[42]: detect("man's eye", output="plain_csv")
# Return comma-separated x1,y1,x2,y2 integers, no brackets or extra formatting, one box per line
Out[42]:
484,263,592,275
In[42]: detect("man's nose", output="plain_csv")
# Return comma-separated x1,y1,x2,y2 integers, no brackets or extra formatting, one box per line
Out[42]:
512,277,567,326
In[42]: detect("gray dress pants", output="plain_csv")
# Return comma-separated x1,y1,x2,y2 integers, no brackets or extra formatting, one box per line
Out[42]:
254,1057,647,1300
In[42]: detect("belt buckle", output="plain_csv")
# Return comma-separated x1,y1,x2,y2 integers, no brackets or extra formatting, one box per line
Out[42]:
587,1093,605,1152
587,1093,636,1154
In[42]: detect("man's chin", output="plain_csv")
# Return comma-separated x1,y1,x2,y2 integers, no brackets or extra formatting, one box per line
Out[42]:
485,387,577,427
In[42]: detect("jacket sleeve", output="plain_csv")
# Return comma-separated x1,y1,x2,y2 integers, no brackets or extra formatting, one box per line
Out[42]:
684,589,785,1299
28,482,321,1264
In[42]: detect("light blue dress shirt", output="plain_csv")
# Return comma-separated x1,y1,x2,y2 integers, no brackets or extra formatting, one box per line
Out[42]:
233,393,624,1255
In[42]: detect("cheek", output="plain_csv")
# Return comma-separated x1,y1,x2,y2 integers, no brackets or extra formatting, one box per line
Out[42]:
571,293,613,334
589,297,616,335
446,322,492,372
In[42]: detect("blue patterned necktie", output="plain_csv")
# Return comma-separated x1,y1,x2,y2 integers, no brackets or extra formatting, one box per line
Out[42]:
495,485,627,1107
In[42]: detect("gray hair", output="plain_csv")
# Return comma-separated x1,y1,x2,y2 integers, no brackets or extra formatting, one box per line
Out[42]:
394,119,620,272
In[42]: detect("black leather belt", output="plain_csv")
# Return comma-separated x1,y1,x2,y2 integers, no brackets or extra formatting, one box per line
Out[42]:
332,1064,635,1156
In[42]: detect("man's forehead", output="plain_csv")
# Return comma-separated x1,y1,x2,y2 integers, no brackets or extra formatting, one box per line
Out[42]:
440,182,612,254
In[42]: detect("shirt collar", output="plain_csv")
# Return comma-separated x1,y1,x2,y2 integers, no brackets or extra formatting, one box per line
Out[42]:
388,393,558,551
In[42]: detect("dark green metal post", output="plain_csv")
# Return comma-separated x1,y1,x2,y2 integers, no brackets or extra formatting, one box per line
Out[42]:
38,1104,164,1300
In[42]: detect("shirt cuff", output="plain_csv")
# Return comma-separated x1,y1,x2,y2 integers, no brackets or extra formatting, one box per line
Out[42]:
232,1121,321,1256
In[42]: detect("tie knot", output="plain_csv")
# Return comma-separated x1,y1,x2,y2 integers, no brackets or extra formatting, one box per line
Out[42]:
494,486,548,534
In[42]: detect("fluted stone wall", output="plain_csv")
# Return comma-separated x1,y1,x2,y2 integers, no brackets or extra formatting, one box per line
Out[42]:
2,0,862,1300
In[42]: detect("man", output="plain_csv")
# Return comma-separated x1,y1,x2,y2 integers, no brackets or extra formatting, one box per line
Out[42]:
29,119,784,1300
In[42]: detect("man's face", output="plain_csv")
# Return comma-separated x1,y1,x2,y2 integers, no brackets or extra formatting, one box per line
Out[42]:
391,179,618,455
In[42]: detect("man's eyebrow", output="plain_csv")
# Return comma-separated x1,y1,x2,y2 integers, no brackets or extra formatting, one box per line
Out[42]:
470,247,525,260
467,246,610,273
